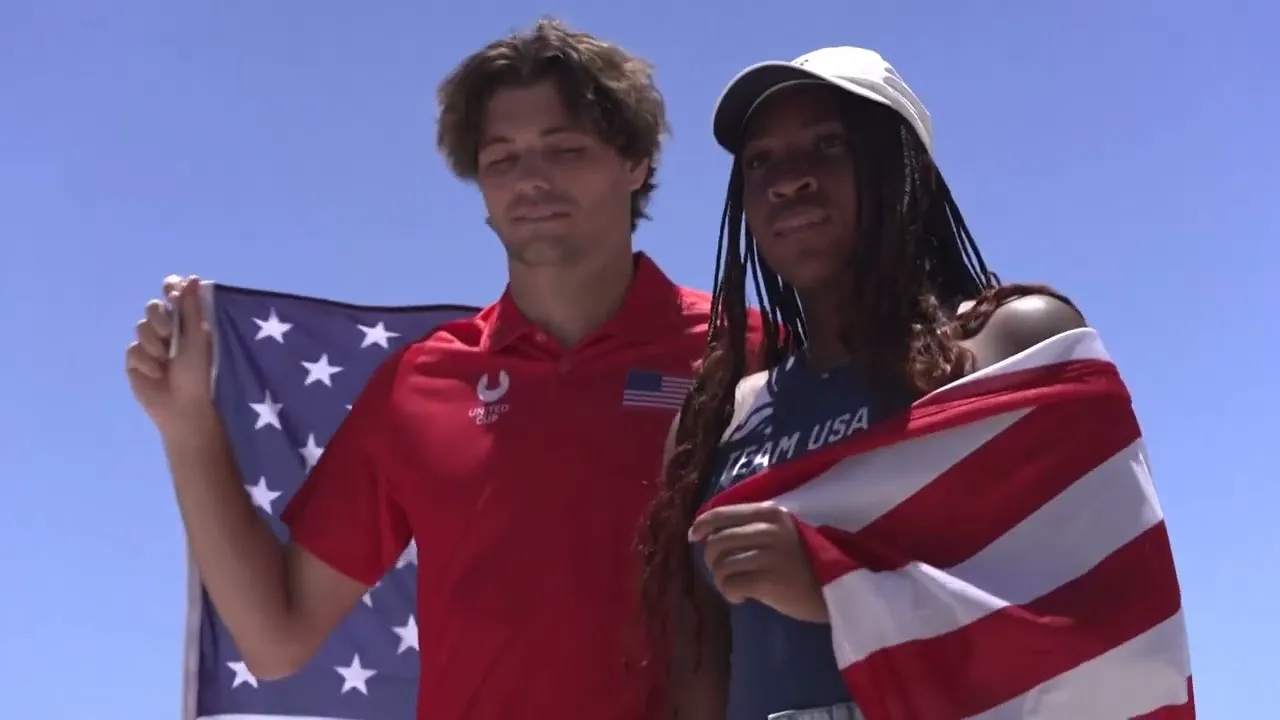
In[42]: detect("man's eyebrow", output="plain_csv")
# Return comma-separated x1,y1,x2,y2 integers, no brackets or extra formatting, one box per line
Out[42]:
479,125,588,152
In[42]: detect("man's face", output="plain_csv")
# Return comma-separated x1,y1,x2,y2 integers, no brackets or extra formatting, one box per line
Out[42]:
475,80,649,267
739,85,858,291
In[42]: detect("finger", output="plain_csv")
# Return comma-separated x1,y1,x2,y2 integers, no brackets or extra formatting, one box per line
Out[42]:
715,568,768,605
125,343,164,379
135,318,169,359
162,274,184,297
689,502,785,542
175,276,210,357
703,522,779,567
144,299,172,338
706,545,771,582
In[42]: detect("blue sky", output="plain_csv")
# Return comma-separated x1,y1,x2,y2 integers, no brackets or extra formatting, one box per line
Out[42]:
2,1,1275,717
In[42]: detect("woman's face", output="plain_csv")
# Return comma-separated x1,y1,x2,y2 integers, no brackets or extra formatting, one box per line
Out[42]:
739,85,859,291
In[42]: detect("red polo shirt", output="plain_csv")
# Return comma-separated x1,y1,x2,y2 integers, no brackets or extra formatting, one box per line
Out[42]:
282,254,752,720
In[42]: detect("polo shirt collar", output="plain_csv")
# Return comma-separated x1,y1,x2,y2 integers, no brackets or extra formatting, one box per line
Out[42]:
482,252,683,352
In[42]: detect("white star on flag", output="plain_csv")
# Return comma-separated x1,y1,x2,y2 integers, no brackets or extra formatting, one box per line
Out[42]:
301,353,343,387
298,434,324,471
396,539,417,569
245,477,282,514
362,580,381,607
391,615,419,654
358,321,400,349
252,308,292,343
227,660,259,689
248,390,283,430
334,654,377,695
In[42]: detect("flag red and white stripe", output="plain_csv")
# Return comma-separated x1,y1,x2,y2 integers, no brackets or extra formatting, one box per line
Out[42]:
699,328,1194,720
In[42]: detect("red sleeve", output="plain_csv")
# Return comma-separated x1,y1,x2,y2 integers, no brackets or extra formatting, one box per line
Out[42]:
281,348,412,587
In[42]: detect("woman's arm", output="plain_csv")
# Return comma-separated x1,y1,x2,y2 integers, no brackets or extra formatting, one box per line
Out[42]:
659,412,730,719
669,576,730,719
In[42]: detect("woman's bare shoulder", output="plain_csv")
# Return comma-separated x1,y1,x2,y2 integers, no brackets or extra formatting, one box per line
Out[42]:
962,293,1087,368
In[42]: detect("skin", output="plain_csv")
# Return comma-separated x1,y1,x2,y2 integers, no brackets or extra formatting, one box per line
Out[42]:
672,83,1087,716
475,79,650,346
123,79,655,682
740,84,861,370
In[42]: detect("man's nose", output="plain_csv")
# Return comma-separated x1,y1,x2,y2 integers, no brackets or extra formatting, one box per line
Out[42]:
767,174,818,202
512,156,552,195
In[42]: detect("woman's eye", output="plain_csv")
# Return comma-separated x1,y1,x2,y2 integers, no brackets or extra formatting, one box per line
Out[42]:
816,135,846,153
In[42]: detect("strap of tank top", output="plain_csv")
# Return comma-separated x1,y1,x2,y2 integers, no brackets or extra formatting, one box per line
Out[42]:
720,369,773,444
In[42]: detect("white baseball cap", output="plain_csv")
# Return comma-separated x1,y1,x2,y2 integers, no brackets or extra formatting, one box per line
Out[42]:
712,46,934,155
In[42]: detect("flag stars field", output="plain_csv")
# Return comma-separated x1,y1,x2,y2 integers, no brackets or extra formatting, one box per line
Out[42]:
191,287,475,716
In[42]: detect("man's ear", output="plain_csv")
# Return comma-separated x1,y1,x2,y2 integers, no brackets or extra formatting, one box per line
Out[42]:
625,156,651,193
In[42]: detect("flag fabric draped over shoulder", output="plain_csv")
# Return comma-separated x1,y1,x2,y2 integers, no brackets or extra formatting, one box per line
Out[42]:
699,328,1194,720
181,283,478,720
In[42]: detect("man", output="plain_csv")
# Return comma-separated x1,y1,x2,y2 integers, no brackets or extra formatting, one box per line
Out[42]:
125,19,753,720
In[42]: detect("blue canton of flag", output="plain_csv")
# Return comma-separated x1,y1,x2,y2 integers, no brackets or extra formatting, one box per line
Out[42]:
184,283,477,720
621,369,694,410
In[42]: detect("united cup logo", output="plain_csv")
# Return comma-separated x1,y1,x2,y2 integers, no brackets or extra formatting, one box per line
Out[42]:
469,371,510,425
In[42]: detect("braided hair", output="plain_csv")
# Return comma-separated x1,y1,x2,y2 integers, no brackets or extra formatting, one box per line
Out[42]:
635,91,1069,679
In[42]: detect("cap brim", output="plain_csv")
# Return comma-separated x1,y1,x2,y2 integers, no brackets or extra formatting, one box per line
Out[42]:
711,61,892,154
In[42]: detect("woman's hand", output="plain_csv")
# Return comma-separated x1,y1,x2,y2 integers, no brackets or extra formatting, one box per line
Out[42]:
689,502,828,623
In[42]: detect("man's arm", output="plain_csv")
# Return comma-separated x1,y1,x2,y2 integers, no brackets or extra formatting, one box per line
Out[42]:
164,408,367,680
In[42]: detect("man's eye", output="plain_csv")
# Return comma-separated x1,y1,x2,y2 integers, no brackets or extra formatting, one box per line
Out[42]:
551,146,586,158
742,152,769,171
483,155,517,171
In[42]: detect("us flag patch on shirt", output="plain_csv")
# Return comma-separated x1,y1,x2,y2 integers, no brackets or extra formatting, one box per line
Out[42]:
622,369,694,410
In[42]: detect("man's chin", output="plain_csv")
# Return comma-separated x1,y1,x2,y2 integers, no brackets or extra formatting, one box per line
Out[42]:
503,233,583,267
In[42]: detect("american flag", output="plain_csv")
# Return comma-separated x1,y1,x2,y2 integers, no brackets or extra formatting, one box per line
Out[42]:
622,369,694,410
182,282,478,720
699,328,1194,719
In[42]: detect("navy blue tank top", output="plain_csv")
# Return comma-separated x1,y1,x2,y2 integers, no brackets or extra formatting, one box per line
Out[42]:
696,354,891,720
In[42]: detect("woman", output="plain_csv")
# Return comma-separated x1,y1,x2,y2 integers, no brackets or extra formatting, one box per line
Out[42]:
637,47,1086,719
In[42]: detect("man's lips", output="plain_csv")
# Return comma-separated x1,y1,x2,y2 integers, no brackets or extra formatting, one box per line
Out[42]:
511,208,571,222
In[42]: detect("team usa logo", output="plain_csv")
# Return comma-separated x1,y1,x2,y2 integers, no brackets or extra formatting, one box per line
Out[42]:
469,370,511,425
